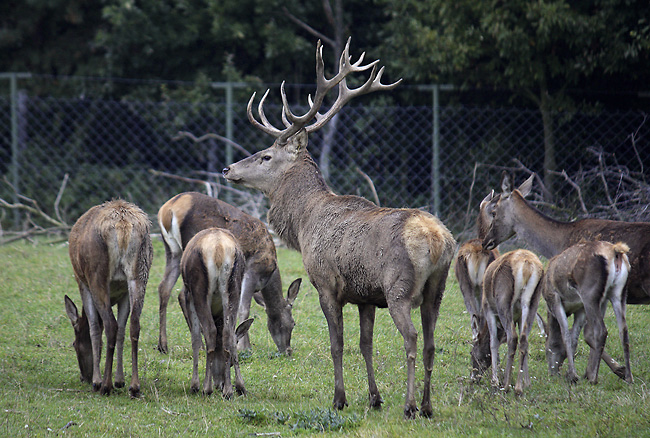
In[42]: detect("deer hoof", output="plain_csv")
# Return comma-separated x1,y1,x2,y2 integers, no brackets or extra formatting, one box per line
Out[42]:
156,343,168,355
100,384,112,396
129,386,141,398
332,397,348,411
369,393,383,409
420,403,433,418
115,381,125,389
403,405,418,420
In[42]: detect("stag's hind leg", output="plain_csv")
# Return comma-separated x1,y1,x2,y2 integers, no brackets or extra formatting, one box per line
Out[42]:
419,273,446,418
114,292,131,389
358,304,382,409
387,286,419,419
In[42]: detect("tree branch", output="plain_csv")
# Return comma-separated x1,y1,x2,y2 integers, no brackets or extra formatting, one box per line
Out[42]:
173,131,252,157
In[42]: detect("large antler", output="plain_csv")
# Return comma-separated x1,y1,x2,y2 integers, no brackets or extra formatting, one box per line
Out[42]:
247,37,402,144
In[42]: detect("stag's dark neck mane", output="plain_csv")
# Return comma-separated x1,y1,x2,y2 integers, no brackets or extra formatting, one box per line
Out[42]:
268,150,333,252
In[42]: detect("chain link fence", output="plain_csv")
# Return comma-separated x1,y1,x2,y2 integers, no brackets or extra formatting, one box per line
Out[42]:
0,75,648,242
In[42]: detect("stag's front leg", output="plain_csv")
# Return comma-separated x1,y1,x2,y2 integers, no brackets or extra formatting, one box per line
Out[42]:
358,304,382,408
388,296,419,419
318,292,347,410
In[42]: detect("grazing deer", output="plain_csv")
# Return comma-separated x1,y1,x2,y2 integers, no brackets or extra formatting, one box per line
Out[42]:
482,171,650,378
179,227,255,397
471,250,543,395
543,241,632,384
455,192,500,341
223,38,456,419
64,200,153,397
157,192,301,354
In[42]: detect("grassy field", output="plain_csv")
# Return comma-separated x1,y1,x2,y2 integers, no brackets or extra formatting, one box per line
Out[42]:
1,237,650,437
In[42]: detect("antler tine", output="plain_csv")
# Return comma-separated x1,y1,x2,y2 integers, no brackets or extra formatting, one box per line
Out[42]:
247,90,284,137
306,64,402,134
250,37,401,143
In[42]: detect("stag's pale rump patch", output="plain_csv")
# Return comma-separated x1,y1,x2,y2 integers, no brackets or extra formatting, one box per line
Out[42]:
402,213,454,269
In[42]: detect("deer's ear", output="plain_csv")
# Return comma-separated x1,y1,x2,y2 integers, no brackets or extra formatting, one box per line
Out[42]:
285,129,308,155
500,171,513,194
518,174,534,198
64,295,79,325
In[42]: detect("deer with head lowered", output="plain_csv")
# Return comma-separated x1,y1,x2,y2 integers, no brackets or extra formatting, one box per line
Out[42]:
455,191,500,341
482,171,650,379
157,192,301,355
470,249,544,395
179,227,255,397
223,38,456,419
64,199,153,397
543,241,632,384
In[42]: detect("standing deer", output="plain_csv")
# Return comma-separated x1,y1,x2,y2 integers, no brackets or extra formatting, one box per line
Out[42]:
471,250,544,395
180,227,255,397
482,171,650,378
64,199,153,397
543,241,632,384
455,191,500,341
223,38,456,419
156,192,301,355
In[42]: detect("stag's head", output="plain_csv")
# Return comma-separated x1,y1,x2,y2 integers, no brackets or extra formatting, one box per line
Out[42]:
482,172,534,250
64,295,94,383
223,38,401,191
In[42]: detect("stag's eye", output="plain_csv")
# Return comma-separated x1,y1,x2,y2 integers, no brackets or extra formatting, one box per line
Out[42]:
262,155,272,162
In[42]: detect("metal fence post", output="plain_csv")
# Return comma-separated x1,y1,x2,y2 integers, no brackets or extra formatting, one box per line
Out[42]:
1,72,31,226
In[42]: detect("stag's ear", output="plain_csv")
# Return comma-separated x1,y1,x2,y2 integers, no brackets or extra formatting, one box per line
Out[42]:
518,174,534,198
64,295,79,325
287,278,302,306
285,129,308,155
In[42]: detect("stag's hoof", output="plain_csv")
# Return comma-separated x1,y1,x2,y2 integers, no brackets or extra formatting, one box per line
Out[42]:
115,381,125,389
92,382,102,392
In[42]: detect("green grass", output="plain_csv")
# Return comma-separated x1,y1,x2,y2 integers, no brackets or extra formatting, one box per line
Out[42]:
1,238,650,437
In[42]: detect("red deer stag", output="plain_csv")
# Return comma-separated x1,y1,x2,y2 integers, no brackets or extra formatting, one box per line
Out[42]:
543,241,632,384
471,250,544,395
64,200,153,397
482,171,649,379
223,38,456,419
157,192,301,354
455,191,500,341
179,227,255,397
